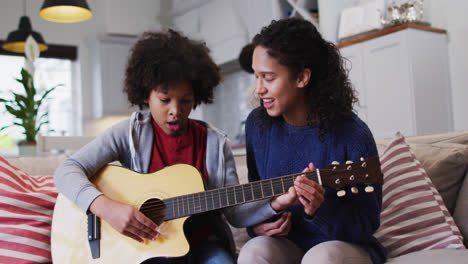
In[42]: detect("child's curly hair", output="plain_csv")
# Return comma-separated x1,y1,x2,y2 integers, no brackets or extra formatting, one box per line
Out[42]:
252,18,358,140
124,29,221,109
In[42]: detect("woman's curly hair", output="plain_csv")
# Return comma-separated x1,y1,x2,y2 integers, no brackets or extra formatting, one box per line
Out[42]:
124,29,221,109
252,18,358,140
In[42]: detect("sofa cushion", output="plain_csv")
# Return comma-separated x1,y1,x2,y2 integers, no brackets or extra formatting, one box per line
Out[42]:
376,130,468,147
5,154,69,176
453,170,468,247
405,130,468,145
374,132,465,258
409,142,468,213
0,155,57,264
376,139,468,214
385,248,468,264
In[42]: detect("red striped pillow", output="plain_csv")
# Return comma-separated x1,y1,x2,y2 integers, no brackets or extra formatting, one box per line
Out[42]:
374,132,465,258
0,155,57,264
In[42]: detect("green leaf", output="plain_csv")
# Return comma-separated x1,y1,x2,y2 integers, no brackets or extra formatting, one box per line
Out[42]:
36,120,49,133
5,105,25,118
38,112,49,122
20,69,35,98
0,125,15,132
37,84,63,106
12,92,28,110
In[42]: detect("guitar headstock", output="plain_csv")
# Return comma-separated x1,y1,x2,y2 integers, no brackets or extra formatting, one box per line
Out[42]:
320,156,383,196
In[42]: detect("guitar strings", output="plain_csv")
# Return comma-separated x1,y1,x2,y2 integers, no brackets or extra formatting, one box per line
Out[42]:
140,166,372,215
139,170,317,210
141,172,316,215
139,167,364,215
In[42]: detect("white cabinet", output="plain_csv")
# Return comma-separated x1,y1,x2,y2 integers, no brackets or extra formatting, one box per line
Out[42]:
340,24,453,138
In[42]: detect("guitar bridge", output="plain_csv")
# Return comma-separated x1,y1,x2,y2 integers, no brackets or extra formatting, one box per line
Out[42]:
87,213,101,259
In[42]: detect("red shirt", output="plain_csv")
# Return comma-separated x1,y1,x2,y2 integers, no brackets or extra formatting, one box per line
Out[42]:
149,119,208,180
149,119,211,244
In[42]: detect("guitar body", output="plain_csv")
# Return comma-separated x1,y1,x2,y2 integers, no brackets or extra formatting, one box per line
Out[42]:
51,164,205,264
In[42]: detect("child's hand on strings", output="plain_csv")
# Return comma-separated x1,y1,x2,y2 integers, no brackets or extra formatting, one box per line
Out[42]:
89,195,160,243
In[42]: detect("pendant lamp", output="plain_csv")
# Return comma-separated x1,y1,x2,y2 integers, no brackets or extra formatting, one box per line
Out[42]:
39,0,93,23
2,1,48,53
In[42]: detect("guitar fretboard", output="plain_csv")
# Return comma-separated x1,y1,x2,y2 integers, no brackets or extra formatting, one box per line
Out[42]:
162,171,319,220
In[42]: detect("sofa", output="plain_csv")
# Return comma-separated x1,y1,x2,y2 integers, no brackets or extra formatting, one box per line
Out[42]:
1,130,467,263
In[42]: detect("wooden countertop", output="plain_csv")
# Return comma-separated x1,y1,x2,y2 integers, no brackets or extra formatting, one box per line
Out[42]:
337,23,446,49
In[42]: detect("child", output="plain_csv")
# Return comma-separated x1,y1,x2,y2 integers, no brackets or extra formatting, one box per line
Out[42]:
237,18,387,264
54,29,277,263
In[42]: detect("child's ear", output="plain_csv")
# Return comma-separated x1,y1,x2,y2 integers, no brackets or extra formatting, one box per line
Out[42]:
296,68,311,88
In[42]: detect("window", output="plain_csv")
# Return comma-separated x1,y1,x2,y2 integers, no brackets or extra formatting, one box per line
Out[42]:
0,55,73,150
201,67,254,144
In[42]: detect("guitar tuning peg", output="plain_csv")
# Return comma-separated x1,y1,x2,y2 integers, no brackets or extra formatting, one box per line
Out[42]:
337,189,346,197
360,157,365,161
331,161,340,165
351,186,359,194
365,185,375,193
345,160,353,164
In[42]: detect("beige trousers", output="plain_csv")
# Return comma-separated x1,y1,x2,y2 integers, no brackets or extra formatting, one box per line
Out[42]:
237,236,373,264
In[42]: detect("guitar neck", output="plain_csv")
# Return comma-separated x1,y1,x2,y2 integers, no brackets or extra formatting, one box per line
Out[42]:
162,170,320,220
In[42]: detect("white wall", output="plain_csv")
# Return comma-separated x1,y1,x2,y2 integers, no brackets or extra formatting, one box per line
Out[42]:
319,0,468,132
0,0,162,134
425,0,468,131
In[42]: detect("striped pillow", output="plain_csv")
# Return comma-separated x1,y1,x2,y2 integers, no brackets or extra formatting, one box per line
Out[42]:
374,132,465,258
0,155,57,264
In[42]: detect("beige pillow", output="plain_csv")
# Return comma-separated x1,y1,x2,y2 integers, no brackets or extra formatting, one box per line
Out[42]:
453,170,468,247
409,143,468,213
405,130,468,145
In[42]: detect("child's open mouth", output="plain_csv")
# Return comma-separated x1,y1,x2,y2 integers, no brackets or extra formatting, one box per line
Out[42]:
167,121,180,131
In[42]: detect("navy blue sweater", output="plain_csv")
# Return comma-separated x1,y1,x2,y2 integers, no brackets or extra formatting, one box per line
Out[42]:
245,108,387,264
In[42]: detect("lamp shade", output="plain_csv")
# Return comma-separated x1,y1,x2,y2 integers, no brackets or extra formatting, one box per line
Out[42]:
39,0,93,23
2,16,48,53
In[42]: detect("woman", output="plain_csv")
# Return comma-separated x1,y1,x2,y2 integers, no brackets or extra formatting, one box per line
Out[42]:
237,18,387,264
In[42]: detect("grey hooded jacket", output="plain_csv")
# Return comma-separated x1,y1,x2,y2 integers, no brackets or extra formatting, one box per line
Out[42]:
54,111,277,255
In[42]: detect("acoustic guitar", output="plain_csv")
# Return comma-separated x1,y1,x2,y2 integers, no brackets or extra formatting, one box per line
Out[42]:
51,157,383,263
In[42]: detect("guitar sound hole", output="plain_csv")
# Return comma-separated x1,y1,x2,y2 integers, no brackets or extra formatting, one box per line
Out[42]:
140,198,166,226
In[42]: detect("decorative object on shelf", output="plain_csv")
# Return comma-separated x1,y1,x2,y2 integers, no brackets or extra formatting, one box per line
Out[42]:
338,0,384,41
39,0,93,23
2,0,48,53
379,0,428,26
0,37,62,156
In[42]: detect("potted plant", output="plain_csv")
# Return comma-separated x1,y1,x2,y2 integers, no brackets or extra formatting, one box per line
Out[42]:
0,36,62,155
